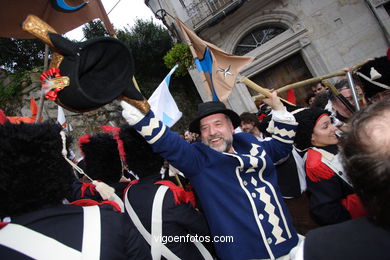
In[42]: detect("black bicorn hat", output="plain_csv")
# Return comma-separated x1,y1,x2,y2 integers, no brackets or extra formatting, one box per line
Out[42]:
46,33,145,112
292,107,331,151
21,14,149,114
356,56,390,99
189,101,240,134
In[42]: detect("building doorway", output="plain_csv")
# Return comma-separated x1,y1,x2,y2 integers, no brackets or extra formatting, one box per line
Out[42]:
249,53,313,107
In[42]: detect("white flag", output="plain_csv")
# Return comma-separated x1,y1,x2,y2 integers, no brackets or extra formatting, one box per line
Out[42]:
148,65,182,127
57,105,73,132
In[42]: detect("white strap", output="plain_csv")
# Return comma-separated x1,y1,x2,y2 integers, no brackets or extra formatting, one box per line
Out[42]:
82,206,101,260
0,223,81,260
292,148,307,193
193,241,213,260
151,186,169,260
0,206,101,260
151,187,213,260
124,186,180,260
321,153,353,187
108,192,125,213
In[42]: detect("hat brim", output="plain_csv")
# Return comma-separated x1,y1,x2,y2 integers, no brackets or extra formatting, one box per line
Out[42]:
189,109,240,134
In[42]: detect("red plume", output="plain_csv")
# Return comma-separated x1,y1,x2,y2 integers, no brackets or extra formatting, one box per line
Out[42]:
286,89,296,105
0,110,7,124
100,125,127,164
78,134,91,156
387,47,390,61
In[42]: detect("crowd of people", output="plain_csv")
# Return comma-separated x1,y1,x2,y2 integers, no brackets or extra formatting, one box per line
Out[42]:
1,49,389,259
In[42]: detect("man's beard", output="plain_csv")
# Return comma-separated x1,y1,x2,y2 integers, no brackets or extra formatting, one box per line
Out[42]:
203,134,233,153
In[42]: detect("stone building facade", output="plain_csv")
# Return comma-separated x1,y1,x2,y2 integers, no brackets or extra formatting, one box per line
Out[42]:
145,0,389,114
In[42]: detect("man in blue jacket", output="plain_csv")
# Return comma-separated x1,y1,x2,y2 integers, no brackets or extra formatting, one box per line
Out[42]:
121,92,300,260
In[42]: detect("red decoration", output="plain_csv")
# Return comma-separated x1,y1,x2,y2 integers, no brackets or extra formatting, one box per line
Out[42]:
71,199,122,212
0,222,9,229
80,183,97,198
78,134,91,156
0,110,7,124
258,113,267,122
155,180,196,207
39,67,63,101
387,47,390,61
286,89,296,105
100,125,127,164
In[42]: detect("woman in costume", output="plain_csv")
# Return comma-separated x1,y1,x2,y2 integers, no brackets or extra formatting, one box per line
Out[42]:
293,108,366,225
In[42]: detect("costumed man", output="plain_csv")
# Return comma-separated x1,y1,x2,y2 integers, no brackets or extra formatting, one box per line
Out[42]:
76,128,134,201
120,91,300,260
293,107,367,226
119,125,214,260
295,99,390,260
0,122,151,259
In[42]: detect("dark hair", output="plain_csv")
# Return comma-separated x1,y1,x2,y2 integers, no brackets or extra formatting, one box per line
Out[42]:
305,93,316,106
329,80,349,102
0,122,73,217
311,91,329,109
119,125,163,178
293,108,331,151
80,133,122,184
341,99,390,227
330,78,364,102
311,82,325,89
240,112,258,123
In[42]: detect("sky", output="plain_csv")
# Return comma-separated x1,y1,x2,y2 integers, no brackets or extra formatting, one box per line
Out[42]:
65,0,163,40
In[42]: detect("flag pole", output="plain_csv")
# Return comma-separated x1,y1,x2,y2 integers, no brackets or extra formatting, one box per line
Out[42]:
346,71,361,111
96,0,116,37
35,44,50,123
240,77,295,106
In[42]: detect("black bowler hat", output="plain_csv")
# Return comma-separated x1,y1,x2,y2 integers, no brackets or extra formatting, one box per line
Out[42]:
46,33,145,112
189,101,240,134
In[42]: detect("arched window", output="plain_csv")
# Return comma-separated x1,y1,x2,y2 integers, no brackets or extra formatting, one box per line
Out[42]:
234,25,286,55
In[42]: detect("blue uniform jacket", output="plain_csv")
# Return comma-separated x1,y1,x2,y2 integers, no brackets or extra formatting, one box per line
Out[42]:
132,111,298,260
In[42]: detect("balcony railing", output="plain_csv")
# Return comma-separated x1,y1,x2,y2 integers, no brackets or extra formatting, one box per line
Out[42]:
184,0,238,29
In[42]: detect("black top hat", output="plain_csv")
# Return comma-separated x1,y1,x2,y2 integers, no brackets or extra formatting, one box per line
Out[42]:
292,108,330,151
357,56,390,99
189,101,240,134
46,33,145,112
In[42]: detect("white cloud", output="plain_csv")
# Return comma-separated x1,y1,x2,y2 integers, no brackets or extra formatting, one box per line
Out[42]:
65,0,162,40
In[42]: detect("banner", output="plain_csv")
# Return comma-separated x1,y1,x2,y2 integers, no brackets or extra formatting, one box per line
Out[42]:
0,0,115,39
148,65,182,127
176,18,254,102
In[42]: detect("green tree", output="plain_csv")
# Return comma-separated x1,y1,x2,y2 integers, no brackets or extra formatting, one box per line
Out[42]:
117,18,172,81
164,43,193,77
0,38,45,72
82,20,111,39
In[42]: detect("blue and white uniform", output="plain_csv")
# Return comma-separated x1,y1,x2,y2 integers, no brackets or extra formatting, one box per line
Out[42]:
131,110,299,260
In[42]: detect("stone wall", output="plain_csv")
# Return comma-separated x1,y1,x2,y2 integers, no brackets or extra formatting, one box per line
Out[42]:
1,71,201,159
